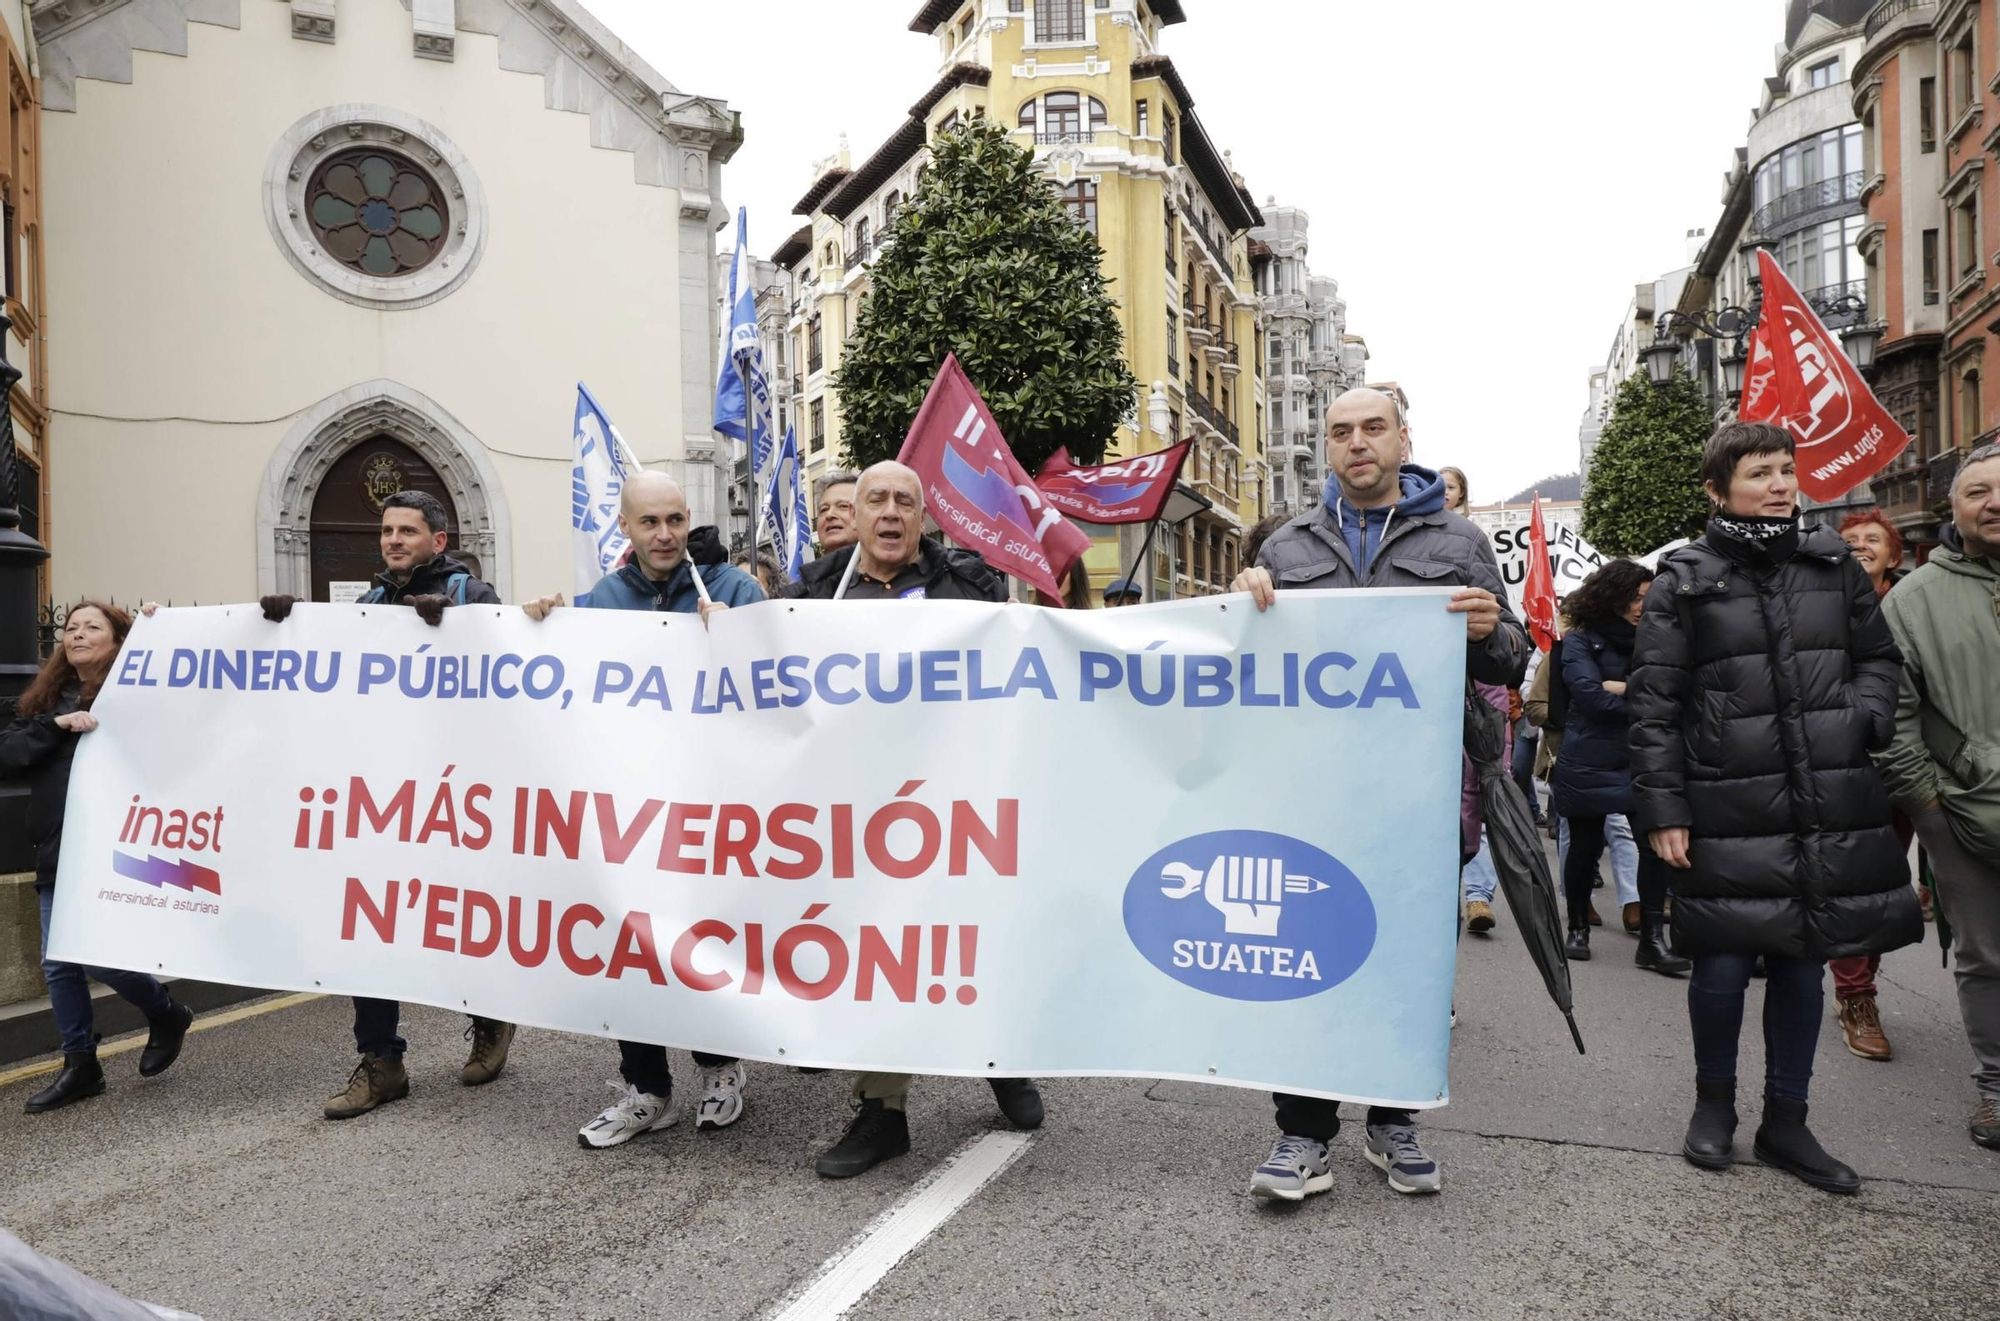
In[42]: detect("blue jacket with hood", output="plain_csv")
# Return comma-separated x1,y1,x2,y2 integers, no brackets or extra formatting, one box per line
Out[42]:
581,557,765,614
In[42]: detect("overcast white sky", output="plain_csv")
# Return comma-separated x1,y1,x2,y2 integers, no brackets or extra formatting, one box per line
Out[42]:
589,0,1789,504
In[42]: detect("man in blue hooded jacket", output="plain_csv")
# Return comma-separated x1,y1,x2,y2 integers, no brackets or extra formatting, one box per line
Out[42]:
525,470,764,1148
1228,386,1527,1201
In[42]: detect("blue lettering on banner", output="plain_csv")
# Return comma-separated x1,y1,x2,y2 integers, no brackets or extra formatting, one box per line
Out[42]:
1121,830,1376,1002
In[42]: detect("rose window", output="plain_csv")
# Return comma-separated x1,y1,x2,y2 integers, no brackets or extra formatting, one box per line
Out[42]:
306,151,448,277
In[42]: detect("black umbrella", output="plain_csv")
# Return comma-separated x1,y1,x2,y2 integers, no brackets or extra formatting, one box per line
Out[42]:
1464,684,1585,1054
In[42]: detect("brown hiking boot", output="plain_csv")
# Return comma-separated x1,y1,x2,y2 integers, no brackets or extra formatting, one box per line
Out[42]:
460,1017,515,1086
1622,902,1642,933
1972,1097,2000,1149
324,1054,409,1119
1837,994,1892,1062
1465,899,1496,934
1587,902,1603,926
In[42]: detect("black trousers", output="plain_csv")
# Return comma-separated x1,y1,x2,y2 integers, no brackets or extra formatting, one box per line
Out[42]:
618,1040,737,1097
1270,1095,1414,1142
1563,814,1666,916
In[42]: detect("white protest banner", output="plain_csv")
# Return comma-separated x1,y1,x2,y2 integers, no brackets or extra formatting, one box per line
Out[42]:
1490,519,1606,617
52,592,1463,1106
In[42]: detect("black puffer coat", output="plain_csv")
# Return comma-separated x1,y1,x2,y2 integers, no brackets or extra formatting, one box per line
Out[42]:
1628,519,1920,960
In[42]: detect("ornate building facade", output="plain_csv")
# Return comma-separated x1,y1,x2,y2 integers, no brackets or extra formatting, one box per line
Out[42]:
32,0,738,604
773,0,1269,599
1249,202,1366,517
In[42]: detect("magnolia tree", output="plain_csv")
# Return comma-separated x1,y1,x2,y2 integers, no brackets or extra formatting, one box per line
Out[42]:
1581,368,1716,557
834,120,1139,473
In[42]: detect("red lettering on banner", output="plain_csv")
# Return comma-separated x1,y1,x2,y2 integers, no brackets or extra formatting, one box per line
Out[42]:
605,911,666,985
670,919,736,991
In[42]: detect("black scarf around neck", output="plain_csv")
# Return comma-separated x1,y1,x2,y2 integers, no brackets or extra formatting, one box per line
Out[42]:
1709,512,1800,563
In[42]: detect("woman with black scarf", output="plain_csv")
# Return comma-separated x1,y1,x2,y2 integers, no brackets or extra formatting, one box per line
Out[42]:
1551,558,1689,976
1628,421,1919,1194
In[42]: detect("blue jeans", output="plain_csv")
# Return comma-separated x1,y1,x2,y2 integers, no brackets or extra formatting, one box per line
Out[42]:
1463,833,1498,904
1555,813,1639,905
1688,953,1825,1102
1513,730,1541,818
37,884,173,1056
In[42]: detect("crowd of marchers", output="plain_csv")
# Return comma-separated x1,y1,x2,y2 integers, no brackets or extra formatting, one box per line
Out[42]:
6,387,1997,1203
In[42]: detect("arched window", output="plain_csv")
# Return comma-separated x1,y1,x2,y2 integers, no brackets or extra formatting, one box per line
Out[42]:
1960,368,1982,447
1021,92,1109,141
1060,177,1098,235
855,216,871,257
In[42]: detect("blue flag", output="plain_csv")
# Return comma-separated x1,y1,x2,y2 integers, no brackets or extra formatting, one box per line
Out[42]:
765,426,809,581
571,383,631,606
714,208,775,486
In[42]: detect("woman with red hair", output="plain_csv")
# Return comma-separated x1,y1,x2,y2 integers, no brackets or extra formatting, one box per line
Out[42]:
1,602,194,1112
1833,510,1914,1063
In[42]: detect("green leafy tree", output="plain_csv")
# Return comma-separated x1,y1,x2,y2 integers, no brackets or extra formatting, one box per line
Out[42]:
1581,368,1716,556
834,120,1139,472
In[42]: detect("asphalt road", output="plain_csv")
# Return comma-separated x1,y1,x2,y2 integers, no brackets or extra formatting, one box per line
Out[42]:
3,899,1996,1321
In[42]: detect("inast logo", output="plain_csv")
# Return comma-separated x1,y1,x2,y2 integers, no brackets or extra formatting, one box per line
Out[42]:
112,851,220,895
1121,830,1375,1002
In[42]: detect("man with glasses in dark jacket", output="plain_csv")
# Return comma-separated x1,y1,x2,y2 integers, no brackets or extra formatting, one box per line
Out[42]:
261,489,519,1119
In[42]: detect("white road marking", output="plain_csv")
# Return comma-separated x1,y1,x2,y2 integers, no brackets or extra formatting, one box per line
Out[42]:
766,1131,1035,1320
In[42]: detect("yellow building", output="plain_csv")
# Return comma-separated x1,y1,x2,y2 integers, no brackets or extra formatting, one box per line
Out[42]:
771,0,1268,599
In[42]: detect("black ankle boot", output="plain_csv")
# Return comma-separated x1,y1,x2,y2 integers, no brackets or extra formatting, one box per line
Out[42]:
989,1077,1044,1129
1682,1077,1737,1170
1634,910,1691,976
25,1051,106,1114
1754,1096,1860,1194
138,1001,194,1077
1564,909,1592,961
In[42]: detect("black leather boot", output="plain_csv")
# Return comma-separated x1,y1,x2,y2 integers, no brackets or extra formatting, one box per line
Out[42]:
1682,1077,1737,1170
1754,1096,1860,1194
138,1001,194,1077
1564,906,1592,961
814,1098,911,1178
25,1051,106,1114
989,1077,1044,1129
1634,909,1691,976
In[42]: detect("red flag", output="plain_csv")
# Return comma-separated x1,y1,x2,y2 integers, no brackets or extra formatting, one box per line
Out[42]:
1736,315,1781,424
1522,496,1559,654
1034,441,1193,524
1747,249,1910,501
896,354,1092,600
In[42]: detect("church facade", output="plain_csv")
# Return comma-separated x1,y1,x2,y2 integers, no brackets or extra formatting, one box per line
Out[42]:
30,0,738,605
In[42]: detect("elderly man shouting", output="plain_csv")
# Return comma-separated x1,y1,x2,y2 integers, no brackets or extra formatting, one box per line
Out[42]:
800,461,1046,1175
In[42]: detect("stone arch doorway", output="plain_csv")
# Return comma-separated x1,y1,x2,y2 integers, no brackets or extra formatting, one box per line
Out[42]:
257,380,512,602
307,438,472,602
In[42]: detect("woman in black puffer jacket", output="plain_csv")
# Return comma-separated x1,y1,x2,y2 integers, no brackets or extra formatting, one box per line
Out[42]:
1552,559,1689,977
1629,422,1919,1196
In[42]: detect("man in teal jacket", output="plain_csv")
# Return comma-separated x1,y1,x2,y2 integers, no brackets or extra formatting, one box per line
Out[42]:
526,470,764,1148
1874,442,2000,1152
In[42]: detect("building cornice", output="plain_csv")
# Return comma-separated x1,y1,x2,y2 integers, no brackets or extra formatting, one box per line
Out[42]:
31,0,739,193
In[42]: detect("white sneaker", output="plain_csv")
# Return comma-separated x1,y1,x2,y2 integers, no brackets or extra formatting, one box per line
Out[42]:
578,1082,676,1150
695,1061,746,1131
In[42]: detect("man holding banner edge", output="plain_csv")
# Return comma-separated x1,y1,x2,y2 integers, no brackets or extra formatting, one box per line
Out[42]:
1230,386,1527,1199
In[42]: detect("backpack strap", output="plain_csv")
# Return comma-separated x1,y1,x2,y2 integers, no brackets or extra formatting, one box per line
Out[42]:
446,573,470,606
357,585,386,605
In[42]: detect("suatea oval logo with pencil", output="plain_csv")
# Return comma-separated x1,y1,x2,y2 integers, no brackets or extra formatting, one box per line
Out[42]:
1121,830,1376,1001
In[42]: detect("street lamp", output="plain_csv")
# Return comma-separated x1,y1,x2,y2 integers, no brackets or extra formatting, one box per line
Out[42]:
1840,321,1883,372
1718,343,1748,398
1641,336,1683,387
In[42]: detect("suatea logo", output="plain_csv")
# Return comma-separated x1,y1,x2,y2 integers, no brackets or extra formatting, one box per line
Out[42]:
1121,830,1375,1001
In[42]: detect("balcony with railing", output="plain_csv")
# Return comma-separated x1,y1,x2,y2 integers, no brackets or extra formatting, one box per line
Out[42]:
1189,391,1239,446
1201,326,1230,364
1864,0,1935,41
1752,172,1866,238
1217,342,1242,378
1030,129,1100,146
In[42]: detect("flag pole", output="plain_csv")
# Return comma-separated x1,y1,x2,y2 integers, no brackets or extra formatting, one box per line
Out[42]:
1120,515,1164,602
